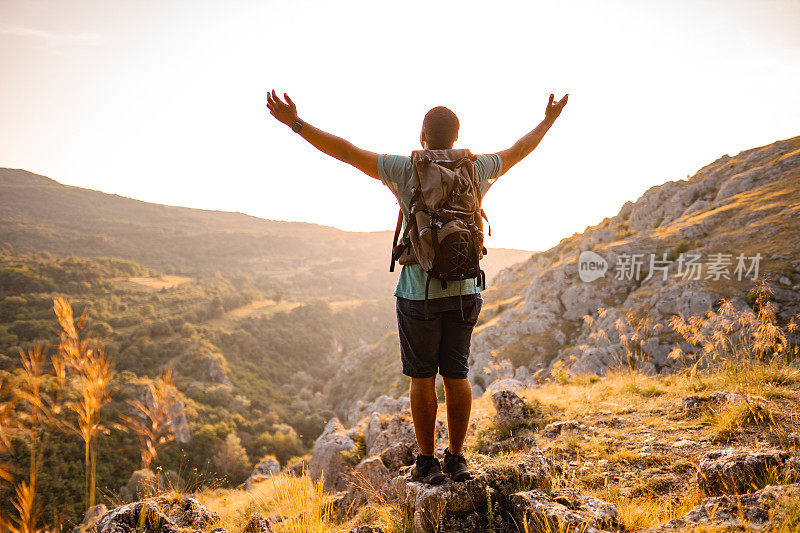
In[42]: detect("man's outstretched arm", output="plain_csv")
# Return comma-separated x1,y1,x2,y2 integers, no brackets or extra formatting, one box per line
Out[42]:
266,90,380,180
497,93,568,177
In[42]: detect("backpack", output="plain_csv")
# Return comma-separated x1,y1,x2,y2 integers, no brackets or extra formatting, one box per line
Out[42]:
389,149,491,314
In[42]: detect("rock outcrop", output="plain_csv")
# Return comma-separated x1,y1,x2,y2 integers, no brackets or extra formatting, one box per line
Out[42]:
509,489,620,533
309,418,358,492
90,495,219,533
697,447,793,496
467,136,800,385
645,483,800,532
492,389,540,429
391,451,553,532
240,456,281,490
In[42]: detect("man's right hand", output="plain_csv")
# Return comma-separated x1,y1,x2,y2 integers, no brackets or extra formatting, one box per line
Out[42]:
266,89,299,127
545,93,569,122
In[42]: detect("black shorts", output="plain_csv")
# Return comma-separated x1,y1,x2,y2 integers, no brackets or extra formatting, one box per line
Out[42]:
396,293,482,379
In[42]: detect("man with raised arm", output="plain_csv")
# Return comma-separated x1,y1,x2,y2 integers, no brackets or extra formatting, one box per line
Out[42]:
266,90,568,484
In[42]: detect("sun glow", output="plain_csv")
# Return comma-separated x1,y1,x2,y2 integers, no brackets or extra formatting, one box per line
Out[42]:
2,0,799,250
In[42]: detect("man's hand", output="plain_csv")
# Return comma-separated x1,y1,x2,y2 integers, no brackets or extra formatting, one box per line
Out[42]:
497,92,569,176
544,93,568,123
264,89,380,179
266,89,299,127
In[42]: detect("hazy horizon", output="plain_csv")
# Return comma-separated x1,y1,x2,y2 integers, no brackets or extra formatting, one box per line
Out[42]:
2,0,799,250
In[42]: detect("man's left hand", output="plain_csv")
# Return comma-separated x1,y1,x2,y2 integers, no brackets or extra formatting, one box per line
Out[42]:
266,89,299,126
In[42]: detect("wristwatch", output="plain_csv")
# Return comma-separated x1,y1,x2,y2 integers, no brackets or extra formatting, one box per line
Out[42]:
291,119,304,133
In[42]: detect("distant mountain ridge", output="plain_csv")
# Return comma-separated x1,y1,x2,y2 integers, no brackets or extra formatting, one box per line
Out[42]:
0,168,531,298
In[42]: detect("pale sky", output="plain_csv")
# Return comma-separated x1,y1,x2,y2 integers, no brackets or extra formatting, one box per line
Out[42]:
2,0,799,250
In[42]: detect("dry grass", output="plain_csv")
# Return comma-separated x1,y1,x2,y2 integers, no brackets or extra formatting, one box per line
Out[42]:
197,467,409,533
120,370,181,470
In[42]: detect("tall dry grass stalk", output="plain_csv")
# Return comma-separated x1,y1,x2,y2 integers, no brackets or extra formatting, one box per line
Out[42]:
120,370,179,470
0,377,19,484
262,471,335,533
667,278,799,395
8,345,54,533
53,297,114,510
583,307,668,373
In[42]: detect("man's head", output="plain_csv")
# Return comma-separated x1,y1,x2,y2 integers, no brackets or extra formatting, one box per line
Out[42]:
420,106,459,149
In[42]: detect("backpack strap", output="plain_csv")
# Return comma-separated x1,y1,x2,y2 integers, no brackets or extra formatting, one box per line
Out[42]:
424,273,431,319
480,208,491,237
389,208,404,272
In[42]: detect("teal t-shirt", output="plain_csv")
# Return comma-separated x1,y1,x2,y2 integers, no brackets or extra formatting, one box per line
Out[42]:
379,152,503,300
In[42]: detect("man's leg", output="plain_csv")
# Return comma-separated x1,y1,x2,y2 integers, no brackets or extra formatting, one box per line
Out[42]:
442,377,472,455
409,376,438,455
438,294,482,456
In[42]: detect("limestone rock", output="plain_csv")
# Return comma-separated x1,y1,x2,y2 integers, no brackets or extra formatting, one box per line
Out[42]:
243,513,274,533
682,389,742,413
379,442,415,472
240,456,281,490
91,496,219,533
390,451,552,532
697,448,791,496
645,483,800,532
509,488,619,533
74,504,107,532
492,389,537,429
349,527,384,533
544,420,584,438
392,474,498,533
309,418,357,492
342,456,392,513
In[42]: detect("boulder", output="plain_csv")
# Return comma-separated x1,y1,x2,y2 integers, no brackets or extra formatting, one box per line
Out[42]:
509,489,619,533
285,459,306,477
379,442,415,472
362,410,447,458
392,474,498,533
309,418,357,492
347,395,410,425
697,448,791,496
492,389,538,429
240,456,281,490
243,513,275,533
682,390,742,413
645,483,800,532
119,469,155,502
486,450,553,494
341,456,392,513
74,504,107,532
544,420,584,438
390,451,552,532
91,496,219,533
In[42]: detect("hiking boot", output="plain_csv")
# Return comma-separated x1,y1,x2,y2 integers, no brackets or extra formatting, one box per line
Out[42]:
443,448,471,481
410,454,446,485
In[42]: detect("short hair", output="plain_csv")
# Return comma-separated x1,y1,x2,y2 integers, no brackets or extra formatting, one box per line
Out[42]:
422,106,459,149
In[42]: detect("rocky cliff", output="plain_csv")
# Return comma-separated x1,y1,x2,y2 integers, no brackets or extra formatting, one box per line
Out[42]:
470,135,800,391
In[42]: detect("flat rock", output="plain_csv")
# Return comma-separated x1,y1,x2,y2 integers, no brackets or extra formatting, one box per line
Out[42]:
645,483,800,532
508,488,620,533
697,447,791,496
544,420,584,438
91,496,219,533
